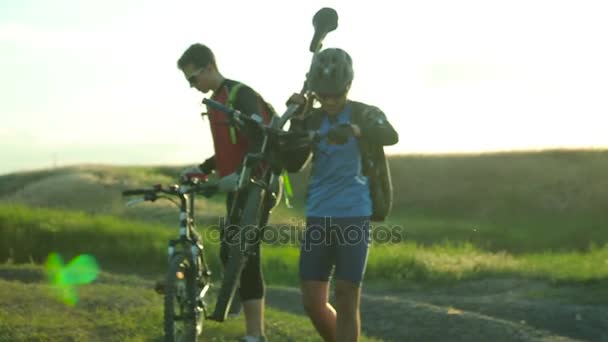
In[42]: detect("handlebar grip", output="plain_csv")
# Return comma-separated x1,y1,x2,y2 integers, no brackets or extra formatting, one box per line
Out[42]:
122,189,149,196
203,98,234,115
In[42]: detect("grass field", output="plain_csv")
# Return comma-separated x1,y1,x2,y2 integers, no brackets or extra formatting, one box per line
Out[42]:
2,203,607,290
1,149,607,340
0,265,383,342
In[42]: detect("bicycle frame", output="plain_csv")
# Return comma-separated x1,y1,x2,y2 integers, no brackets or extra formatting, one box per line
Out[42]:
168,185,211,300
203,99,297,322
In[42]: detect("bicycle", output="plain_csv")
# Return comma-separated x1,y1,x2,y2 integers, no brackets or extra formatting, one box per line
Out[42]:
200,97,313,323
122,175,217,341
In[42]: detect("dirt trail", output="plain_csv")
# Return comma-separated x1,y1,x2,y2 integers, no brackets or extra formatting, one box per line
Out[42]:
1,268,606,341
266,279,607,342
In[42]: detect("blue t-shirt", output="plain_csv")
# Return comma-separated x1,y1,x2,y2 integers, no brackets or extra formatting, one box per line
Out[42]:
306,104,372,218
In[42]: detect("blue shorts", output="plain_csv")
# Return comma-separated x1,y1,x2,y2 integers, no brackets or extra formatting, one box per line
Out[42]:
299,216,370,284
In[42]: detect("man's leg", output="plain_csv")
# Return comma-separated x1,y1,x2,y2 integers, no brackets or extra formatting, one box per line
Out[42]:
239,191,274,337
238,186,278,339
221,192,244,316
239,229,265,337
243,298,265,337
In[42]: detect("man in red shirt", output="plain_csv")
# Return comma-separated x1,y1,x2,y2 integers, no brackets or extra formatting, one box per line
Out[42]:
178,43,272,342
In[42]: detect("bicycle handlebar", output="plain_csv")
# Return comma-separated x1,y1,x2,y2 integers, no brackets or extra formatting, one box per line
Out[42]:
203,97,354,158
203,98,235,116
122,189,150,196
202,98,315,140
203,98,266,129
122,182,219,199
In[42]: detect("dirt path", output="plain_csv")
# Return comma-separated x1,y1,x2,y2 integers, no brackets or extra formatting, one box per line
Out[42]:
1,267,606,341
265,279,607,342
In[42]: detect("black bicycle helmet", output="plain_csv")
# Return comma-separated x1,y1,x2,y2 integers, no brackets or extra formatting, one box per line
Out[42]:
307,48,354,96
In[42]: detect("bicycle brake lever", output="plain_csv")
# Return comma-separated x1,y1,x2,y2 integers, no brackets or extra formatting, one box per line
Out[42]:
126,198,146,207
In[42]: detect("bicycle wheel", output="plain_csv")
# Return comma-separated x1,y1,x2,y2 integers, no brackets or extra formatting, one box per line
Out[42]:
164,253,201,342
210,184,265,322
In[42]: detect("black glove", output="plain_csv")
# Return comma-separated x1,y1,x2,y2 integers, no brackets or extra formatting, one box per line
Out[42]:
285,93,312,118
326,123,354,145
198,156,216,174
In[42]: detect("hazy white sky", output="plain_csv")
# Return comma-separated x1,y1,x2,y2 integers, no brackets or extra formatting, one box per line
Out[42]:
1,0,607,174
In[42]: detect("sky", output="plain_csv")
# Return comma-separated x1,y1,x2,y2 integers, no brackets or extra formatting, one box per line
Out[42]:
1,0,607,175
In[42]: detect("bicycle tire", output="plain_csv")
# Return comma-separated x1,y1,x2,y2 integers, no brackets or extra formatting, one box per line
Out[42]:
210,184,265,322
164,253,200,341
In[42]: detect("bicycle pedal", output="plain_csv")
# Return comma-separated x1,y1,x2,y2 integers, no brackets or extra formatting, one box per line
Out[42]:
154,280,166,294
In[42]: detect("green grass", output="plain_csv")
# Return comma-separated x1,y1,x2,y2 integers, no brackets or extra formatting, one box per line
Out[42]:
3,149,607,254
2,150,608,289
2,203,608,289
360,213,607,255
365,242,608,285
282,149,608,253
0,168,65,196
0,277,162,341
0,264,384,342
0,204,213,275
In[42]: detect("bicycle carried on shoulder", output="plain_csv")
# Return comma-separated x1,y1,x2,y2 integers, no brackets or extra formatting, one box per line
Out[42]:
201,97,313,323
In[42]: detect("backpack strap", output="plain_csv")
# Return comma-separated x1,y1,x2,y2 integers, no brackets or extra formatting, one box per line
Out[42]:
281,169,294,208
350,101,370,170
226,83,245,144
228,82,295,207
350,102,365,129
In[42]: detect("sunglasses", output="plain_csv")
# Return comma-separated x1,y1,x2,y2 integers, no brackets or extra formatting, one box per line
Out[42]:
315,91,347,102
186,67,206,86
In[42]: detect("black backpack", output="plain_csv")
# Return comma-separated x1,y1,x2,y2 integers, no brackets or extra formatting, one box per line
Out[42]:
351,102,393,222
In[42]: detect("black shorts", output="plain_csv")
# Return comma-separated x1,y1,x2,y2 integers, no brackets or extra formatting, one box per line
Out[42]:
299,216,370,284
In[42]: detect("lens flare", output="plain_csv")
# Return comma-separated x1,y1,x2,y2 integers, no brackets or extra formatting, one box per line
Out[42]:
45,252,100,306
